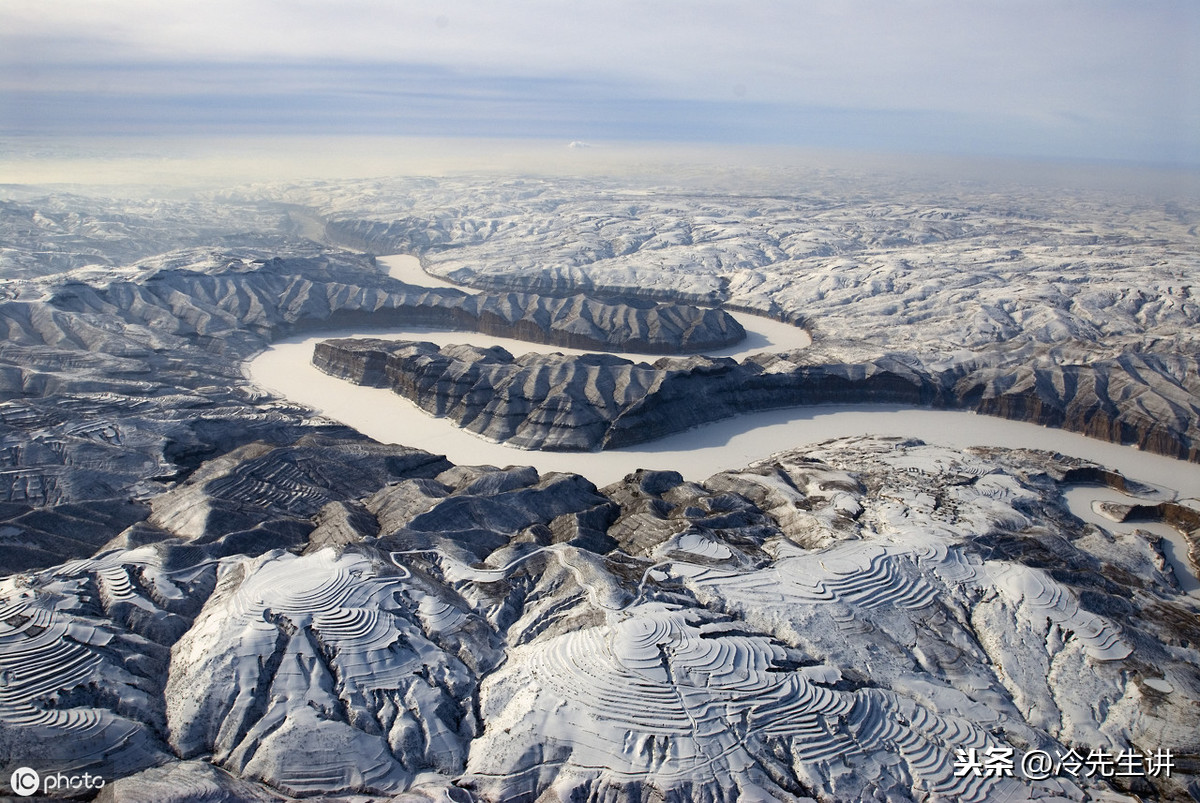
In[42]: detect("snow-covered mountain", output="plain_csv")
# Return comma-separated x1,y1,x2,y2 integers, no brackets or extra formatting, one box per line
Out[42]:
0,170,1197,801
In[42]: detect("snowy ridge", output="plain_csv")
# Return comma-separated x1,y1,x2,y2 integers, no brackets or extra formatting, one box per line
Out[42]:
465,605,1024,802
677,541,939,610
165,548,477,796
0,550,178,777
991,564,1131,662
2,436,1196,800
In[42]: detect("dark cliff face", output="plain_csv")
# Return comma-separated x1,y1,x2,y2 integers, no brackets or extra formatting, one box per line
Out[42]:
48,255,745,356
456,292,745,354
952,353,1200,462
314,339,671,450
313,338,946,451
315,336,1200,464
0,248,745,574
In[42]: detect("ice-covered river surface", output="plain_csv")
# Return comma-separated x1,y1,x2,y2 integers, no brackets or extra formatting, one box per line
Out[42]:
246,255,1200,588
375,253,815,359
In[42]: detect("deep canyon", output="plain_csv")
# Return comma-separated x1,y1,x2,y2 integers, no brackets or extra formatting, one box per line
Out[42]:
1,170,1198,801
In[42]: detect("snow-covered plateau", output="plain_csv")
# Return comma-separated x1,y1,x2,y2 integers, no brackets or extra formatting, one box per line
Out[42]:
0,166,1198,801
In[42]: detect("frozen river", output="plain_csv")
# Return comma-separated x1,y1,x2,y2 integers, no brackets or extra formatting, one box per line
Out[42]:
245,255,1200,588
375,254,814,359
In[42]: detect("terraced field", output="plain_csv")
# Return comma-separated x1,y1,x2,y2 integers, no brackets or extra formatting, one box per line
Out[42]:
1,175,1199,802
466,606,1019,802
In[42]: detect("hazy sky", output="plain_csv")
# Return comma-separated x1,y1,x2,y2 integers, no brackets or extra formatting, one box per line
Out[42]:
2,0,1198,164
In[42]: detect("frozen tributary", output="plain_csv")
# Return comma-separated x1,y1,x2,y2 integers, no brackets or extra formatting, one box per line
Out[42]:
1063,485,1200,596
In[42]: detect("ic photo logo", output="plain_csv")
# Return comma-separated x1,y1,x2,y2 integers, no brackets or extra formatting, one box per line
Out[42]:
9,767,39,797
8,767,106,796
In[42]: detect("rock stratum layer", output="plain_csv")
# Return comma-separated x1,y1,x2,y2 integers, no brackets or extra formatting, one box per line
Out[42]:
315,336,1200,460
286,174,1200,464
48,255,743,355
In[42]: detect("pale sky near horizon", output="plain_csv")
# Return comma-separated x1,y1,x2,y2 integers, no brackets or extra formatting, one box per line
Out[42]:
2,0,1198,165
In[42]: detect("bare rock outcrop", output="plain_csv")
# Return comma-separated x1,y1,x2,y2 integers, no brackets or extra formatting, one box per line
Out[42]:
315,336,1200,462
0,244,742,573
48,253,744,355
313,338,934,451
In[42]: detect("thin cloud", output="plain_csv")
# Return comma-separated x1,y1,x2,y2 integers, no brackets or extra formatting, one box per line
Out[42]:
2,0,1196,163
